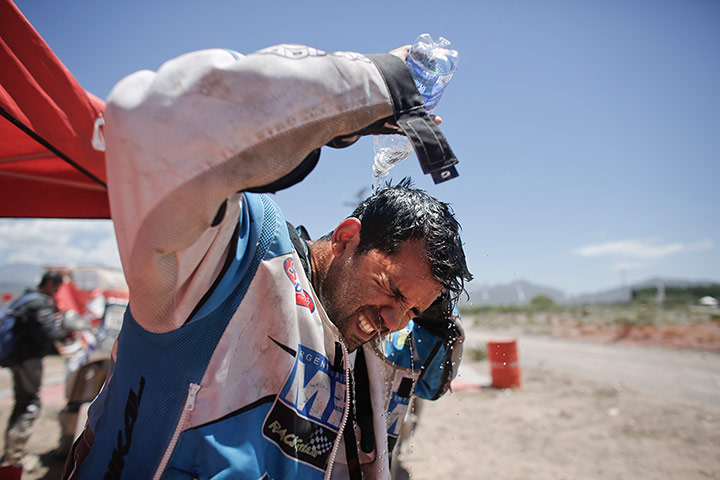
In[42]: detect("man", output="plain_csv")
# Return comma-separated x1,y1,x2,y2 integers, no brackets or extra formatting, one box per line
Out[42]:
2,271,68,470
64,43,471,479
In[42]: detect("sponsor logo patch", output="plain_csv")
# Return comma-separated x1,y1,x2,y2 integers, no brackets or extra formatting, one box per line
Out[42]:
386,391,411,438
257,45,327,59
284,258,315,312
263,344,345,471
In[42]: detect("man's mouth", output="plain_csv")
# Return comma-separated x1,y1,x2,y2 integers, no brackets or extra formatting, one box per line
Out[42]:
358,312,377,336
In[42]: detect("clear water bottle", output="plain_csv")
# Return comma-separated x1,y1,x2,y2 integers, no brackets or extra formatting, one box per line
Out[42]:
372,34,458,181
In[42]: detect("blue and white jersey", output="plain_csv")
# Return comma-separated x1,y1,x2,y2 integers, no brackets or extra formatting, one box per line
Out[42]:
76,193,351,479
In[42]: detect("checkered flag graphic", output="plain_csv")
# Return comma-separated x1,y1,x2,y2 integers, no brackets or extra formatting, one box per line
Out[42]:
307,427,333,455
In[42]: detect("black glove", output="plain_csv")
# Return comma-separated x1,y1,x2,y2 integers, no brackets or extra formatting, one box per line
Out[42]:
413,290,456,338
412,290,464,400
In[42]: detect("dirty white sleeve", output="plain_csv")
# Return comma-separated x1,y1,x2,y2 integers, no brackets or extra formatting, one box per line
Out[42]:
104,46,394,331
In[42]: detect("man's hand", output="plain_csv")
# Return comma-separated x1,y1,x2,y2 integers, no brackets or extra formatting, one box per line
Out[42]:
388,45,411,60
388,45,442,126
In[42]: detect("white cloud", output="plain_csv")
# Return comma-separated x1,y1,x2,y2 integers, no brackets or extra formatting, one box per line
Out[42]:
572,238,713,260
0,219,121,268
688,239,714,251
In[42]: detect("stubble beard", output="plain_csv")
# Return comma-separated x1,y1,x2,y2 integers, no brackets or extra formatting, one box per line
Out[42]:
318,262,366,351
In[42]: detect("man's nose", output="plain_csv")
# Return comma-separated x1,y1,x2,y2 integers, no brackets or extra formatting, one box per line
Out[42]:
379,306,411,332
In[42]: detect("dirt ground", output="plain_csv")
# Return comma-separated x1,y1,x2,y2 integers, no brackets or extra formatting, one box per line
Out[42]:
1,319,719,479
553,320,720,351
395,318,720,480
396,361,720,480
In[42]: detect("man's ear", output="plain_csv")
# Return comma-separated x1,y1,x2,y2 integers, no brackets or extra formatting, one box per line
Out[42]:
331,218,362,259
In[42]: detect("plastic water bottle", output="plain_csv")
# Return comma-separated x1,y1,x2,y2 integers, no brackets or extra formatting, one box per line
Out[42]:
372,34,458,182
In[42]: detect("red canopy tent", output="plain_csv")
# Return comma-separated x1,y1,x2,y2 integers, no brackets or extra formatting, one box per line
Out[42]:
0,0,110,219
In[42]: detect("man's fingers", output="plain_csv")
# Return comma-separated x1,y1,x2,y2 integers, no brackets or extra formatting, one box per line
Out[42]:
388,45,411,60
385,48,442,126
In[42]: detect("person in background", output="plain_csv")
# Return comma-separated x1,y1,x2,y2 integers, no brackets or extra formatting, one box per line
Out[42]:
2,271,70,471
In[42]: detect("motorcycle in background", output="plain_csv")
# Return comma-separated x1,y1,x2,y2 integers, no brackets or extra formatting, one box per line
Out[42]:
56,295,126,456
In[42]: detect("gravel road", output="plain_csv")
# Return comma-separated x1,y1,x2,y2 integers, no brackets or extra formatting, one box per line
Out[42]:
397,328,720,480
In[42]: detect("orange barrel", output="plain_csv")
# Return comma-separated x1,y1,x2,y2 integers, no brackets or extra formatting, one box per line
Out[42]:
487,339,521,388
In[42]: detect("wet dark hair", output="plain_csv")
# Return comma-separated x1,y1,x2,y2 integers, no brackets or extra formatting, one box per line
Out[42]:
39,271,63,287
350,179,472,302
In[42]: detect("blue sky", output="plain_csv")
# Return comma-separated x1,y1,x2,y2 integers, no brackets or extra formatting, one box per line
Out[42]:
2,0,718,295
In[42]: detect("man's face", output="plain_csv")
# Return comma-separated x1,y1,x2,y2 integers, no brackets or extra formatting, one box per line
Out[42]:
42,281,61,296
321,238,442,352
